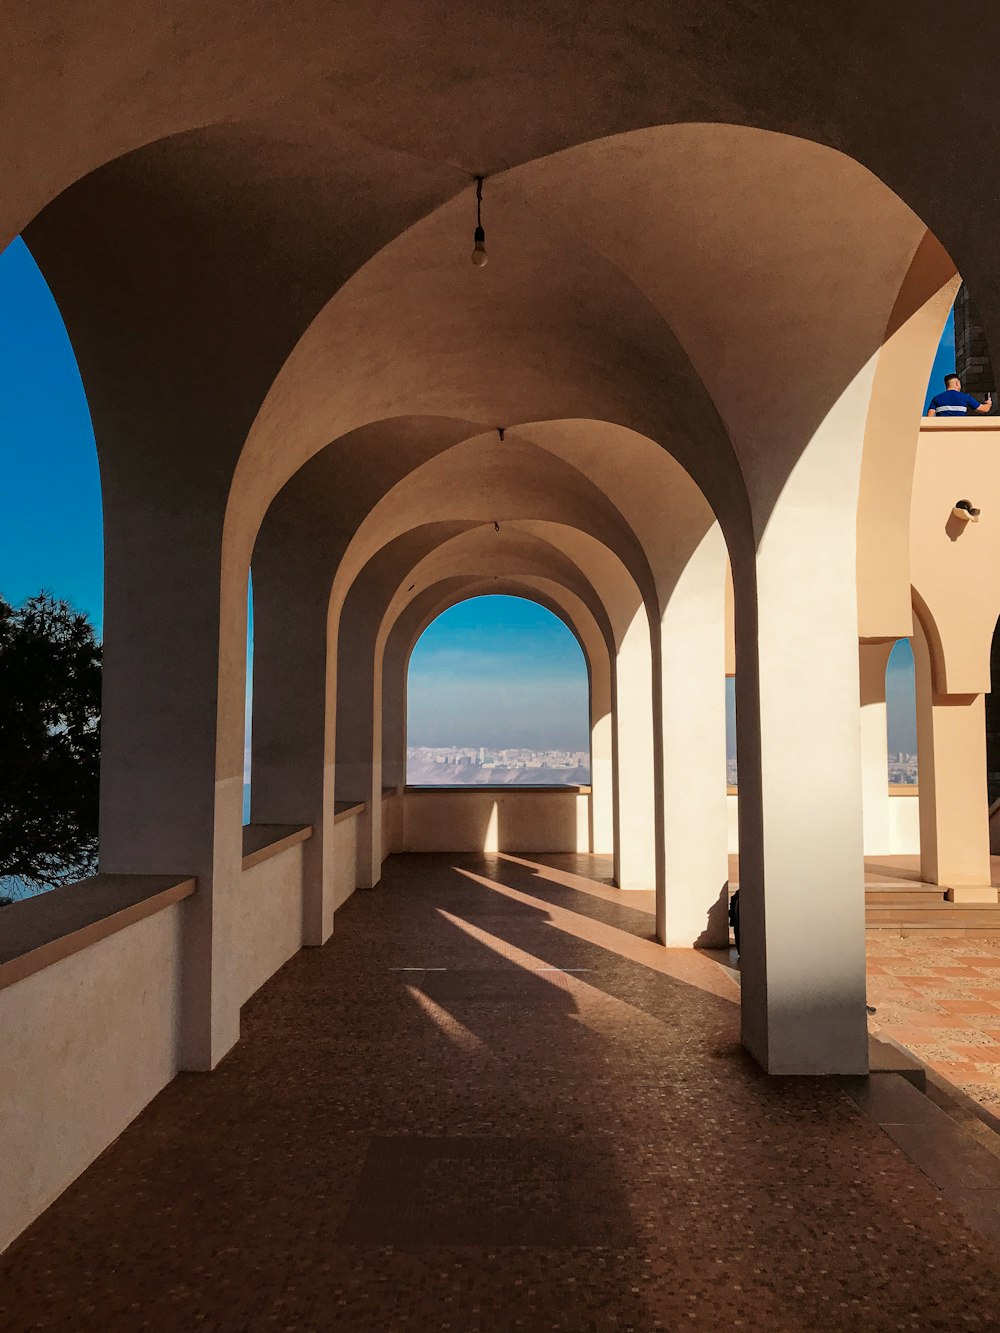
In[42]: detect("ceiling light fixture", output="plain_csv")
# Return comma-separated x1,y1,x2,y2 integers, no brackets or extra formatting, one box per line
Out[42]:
471,176,488,267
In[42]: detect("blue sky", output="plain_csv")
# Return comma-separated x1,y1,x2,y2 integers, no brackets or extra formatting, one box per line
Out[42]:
408,596,589,749
1,234,934,759
0,239,103,631
925,307,956,412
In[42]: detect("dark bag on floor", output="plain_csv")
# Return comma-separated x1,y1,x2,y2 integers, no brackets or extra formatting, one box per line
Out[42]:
728,889,740,954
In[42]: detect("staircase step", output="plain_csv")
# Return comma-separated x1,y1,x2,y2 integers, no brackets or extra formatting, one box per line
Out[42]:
866,902,1000,932
866,889,947,906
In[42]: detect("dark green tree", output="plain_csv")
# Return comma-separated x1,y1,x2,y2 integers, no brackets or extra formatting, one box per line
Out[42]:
0,592,101,891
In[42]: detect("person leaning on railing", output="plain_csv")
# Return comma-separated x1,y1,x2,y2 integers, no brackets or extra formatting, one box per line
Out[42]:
927,373,992,416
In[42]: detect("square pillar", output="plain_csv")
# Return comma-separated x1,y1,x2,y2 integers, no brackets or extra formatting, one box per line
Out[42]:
660,526,730,947
733,509,868,1075
613,607,658,891
99,526,244,1071
858,640,895,856
913,623,994,899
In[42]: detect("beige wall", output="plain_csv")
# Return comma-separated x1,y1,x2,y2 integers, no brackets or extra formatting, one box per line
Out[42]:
910,422,1000,695
403,789,591,854
381,790,403,862
888,792,920,854
0,904,184,1253
332,813,360,912
237,844,305,1005
727,791,918,856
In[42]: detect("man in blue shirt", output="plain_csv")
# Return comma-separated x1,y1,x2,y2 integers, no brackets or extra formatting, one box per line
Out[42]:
927,373,992,416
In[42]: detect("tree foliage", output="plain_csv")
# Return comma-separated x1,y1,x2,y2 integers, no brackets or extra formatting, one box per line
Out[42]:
0,592,101,888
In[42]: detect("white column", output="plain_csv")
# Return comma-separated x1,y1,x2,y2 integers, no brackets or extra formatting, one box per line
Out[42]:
335,590,382,889
99,516,244,1071
660,527,730,947
613,605,658,890
733,503,868,1075
858,640,894,856
913,619,995,900
249,558,336,945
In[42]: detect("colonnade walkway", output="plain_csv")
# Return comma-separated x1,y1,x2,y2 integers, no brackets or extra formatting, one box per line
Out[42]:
3,854,1000,1330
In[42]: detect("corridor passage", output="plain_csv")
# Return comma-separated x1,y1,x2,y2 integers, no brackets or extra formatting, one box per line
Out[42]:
2,855,999,1330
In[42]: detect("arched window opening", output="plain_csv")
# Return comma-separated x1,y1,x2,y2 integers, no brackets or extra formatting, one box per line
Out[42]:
0,238,102,902
406,596,590,786
886,639,918,787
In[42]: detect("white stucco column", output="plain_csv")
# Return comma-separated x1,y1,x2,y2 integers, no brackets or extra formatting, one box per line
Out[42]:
659,526,730,947
913,619,995,900
249,566,337,946
733,504,868,1076
858,640,895,856
99,516,244,1072
613,605,658,891
335,591,383,890
590,711,614,854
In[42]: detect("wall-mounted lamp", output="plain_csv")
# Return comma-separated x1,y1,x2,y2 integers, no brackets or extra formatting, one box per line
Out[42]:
952,498,981,523
471,176,488,267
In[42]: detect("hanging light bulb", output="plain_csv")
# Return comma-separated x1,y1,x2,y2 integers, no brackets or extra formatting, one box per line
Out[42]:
471,176,488,267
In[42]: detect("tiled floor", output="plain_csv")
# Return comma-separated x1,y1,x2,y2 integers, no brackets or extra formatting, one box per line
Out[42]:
2,853,1000,1330
866,933,1000,1115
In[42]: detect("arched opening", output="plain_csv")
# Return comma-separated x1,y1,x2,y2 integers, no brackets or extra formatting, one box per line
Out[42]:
0,237,102,902
886,639,918,788
13,13,1000,1295
406,595,590,787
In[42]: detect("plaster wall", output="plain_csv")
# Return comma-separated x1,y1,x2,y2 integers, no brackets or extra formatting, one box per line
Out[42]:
237,845,304,1005
727,794,739,854
332,812,360,912
0,904,183,1253
382,790,403,861
403,789,590,854
888,793,920,855
910,422,1000,694
727,792,918,857
859,641,895,856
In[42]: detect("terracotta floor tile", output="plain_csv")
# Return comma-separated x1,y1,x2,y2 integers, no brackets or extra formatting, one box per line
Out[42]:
951,1045,1000,1065
890,1009,966,1027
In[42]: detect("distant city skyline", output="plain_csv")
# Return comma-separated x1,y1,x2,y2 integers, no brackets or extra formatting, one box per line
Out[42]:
407,744,590,787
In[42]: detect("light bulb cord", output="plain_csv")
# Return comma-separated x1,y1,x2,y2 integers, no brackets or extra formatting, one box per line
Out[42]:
476,176,484,230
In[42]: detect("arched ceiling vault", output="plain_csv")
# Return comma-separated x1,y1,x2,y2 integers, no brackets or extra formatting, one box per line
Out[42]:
25,118,955,564
332,435,657,621
376,525,618,657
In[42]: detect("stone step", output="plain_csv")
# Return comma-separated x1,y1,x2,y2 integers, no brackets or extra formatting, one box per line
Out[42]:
865,901,1000,932
865,887,946,906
